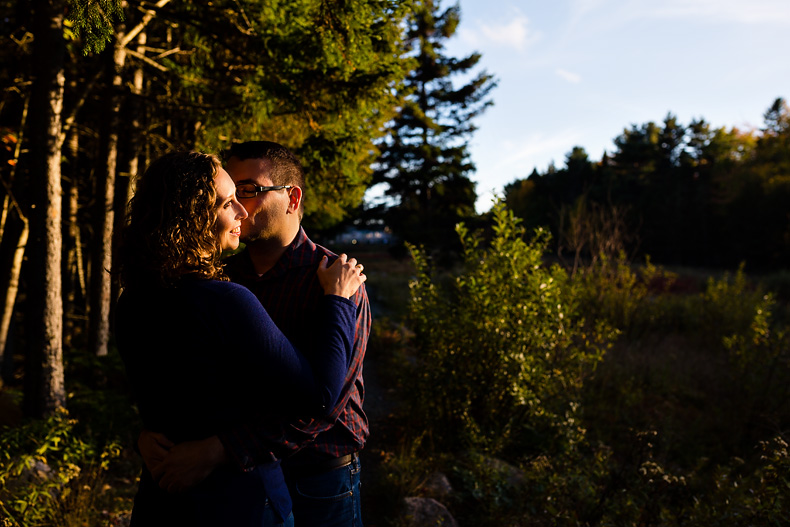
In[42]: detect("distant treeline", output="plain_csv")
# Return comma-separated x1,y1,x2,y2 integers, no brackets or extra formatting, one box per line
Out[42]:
503,98,790,272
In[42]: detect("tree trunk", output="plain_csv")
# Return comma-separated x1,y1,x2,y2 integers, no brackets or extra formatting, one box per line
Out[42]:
0,221,28,384
88,38,125,357
111,29,147,314
90,2,166,354
63,117,86,348
23,0,66,417
0,96,29,382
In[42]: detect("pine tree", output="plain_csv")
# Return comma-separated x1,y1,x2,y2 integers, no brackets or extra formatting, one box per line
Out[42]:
372,0,496,253
24,0,68,417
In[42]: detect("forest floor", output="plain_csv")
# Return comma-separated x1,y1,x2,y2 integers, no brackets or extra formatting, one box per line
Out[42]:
354,247,414,525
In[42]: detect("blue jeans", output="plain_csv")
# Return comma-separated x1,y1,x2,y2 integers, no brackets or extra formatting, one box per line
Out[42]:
264,501,294,527
286,455,362,527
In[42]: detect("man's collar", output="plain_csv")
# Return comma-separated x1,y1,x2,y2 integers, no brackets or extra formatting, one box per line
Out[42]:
229,227,313,280
266,228,303,277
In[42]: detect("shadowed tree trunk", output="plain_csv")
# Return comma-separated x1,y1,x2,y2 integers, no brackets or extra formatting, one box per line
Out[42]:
62,113,86,348
0,96,29,385
110,29,148,318
0,219,28,387
90,2,167,356
88,40,122,357
24,0,66,417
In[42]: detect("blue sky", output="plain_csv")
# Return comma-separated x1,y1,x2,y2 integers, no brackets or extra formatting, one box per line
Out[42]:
436,0,790,212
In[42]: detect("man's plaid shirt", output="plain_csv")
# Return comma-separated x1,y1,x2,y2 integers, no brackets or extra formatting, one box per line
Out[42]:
218,227,371,470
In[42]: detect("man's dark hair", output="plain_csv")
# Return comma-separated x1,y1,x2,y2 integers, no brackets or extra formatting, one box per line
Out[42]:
225,141,305,190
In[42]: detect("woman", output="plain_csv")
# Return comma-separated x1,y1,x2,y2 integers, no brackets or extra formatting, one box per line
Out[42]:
114,151,364,526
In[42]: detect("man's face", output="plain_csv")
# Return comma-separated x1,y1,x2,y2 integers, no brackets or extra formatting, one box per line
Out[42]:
226,156,293,243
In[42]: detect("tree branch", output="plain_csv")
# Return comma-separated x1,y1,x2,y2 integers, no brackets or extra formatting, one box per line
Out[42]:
125,47,168,72
120,0,172,48
60,67,104,146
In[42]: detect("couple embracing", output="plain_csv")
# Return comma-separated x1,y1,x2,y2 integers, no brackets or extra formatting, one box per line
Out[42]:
115,141,371,526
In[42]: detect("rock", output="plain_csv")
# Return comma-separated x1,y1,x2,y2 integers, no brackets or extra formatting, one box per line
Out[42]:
3,457,56,496
402,497,458,527
480,455,526,488
422,471,453,498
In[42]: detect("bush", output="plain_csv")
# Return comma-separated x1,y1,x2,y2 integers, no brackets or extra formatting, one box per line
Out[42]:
572,253,678,338
0,408,122,527
405,201,614,456
380,201,790,526
722,292,790,446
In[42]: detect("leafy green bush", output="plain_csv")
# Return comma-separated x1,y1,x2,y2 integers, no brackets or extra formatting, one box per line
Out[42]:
381,201,789,526
446,430,790,526
0,409,121,527
724,291,788,376
699,264,767,344
572,253,680,337
721,292,790,445
672,436,790,526
405,201,613,455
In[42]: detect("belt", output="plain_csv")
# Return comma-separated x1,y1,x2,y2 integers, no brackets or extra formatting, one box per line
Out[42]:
286,452,356,479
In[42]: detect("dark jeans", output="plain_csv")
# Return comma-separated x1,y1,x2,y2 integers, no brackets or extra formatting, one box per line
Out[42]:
286,454,362,527
264,502,294,527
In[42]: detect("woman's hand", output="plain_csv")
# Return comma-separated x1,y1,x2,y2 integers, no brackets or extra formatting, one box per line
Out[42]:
138,429,173,476
317,253,366,298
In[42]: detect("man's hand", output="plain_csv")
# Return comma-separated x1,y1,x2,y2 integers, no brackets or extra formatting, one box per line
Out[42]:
153,435,228,493
137,429,174,476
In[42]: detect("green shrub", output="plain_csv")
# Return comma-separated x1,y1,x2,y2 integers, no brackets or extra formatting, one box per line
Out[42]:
406,201,613,455
696,264,765,344
724,291,788,376
722,292,790,445
573,254,679,337
387,201,789,526
676,436,790,526
572,258,774,347
0,409,121,527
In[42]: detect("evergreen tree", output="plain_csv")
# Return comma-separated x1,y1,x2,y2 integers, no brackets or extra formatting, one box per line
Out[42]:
23,0,67,417
21,0,122,415
0,0,404,409
750,98,790,267
372,0,496,253
501,105,790,271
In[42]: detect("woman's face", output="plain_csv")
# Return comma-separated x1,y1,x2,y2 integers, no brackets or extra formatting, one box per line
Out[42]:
214,168,248,252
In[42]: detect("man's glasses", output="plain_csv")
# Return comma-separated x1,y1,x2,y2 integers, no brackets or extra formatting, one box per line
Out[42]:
235,184,293,199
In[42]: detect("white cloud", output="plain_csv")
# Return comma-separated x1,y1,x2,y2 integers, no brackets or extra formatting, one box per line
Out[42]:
481,15,533,51
456,26,482,47
457,11,539,52
555,68,582,84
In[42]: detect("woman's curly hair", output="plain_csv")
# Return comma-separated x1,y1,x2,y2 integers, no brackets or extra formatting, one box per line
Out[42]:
118,151,230,289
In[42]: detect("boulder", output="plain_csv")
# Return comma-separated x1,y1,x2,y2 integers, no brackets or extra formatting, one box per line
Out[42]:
422,471,453,498
402,497,458,527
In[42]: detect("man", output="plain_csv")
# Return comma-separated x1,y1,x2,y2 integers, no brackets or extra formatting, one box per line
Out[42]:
139,141,371,526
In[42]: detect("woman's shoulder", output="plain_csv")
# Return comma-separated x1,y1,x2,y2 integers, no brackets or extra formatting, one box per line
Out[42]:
185,279,274,330
184,279,260,309
186,278,251,297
